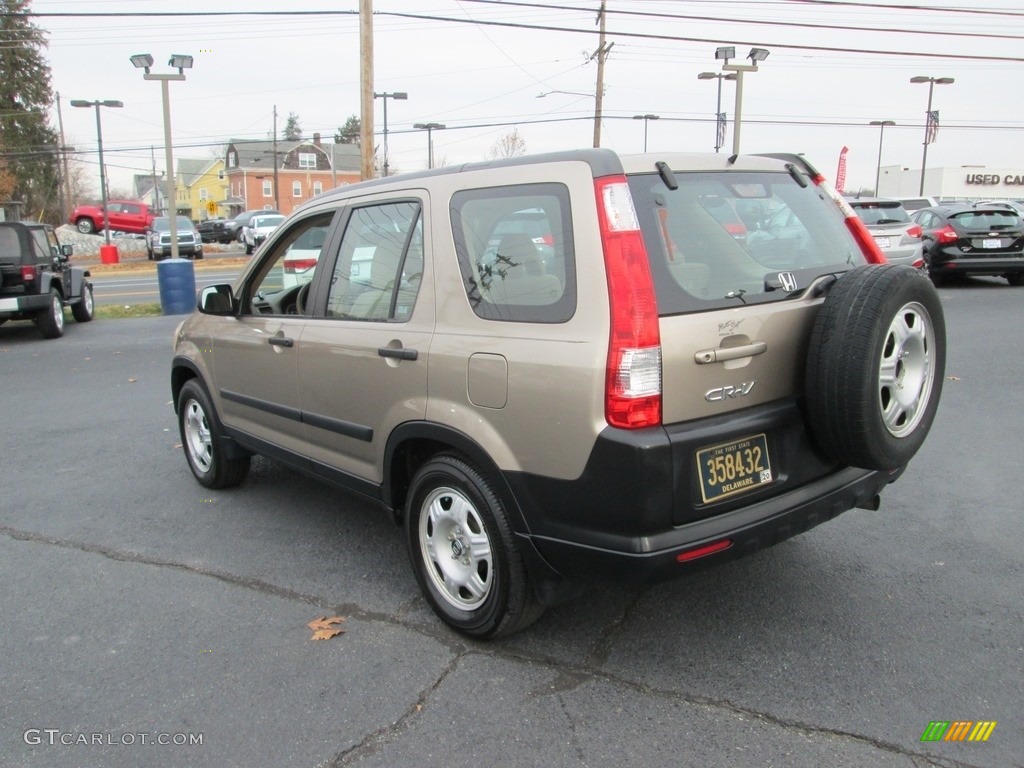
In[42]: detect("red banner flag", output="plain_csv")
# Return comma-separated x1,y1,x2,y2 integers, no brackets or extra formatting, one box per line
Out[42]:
835,146,849,193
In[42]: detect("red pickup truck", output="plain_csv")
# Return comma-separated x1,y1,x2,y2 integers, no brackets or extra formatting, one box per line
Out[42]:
70,200,156,235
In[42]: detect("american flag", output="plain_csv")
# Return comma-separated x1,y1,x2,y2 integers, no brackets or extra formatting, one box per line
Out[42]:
925,110,940,144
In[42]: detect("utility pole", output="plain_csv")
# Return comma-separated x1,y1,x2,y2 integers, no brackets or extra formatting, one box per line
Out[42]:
150,146,159,212
590,0,612,148
55,92,73,221
359,0,375,179
272,105,280,210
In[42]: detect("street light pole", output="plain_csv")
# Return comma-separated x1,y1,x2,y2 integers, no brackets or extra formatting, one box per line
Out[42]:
70,99,123,248
697,72,737,152
910,75,954,196
413,122,445,169
131,53,192,260
720,47,769,157
374,91,407,177
869,120,896,194
631,114,659,152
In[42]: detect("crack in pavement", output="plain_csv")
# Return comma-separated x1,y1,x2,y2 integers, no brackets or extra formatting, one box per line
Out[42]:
324,650,470,767
0,525,994,768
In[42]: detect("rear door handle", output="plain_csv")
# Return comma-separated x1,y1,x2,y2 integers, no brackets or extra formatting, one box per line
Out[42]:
268,337,294,348
378,347,418,361
694,341,767,364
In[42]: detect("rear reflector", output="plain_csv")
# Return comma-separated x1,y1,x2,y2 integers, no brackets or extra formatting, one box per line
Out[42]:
595,175,662,430
677,539,733,563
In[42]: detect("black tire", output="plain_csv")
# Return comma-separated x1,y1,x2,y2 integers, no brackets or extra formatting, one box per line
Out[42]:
75,218,95,235
405,454,543,639
806,264,945,471
71,282,95,323
245,241,254,255
1006,272,1024,287
177,379,250,489
36,287,65,339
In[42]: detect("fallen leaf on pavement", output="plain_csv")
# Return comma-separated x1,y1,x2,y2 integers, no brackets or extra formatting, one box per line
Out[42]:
308,615,346,641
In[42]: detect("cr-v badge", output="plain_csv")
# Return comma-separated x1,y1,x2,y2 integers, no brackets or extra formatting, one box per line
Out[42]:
705,381,756,402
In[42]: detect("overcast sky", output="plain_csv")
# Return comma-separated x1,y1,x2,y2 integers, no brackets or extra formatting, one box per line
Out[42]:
36,0,1024,197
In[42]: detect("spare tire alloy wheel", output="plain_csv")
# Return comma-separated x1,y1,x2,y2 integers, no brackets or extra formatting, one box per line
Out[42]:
406,455,543,639
805,265,946,471
37,288,65,339
177,380,250,489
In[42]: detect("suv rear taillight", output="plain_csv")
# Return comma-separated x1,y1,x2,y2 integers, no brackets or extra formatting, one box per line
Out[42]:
595,176,662,430
936,225,958,244
20,265,37,282
906,224,923,239
813,176,886,264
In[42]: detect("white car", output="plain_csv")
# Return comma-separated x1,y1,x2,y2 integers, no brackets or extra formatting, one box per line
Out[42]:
242,214,284,255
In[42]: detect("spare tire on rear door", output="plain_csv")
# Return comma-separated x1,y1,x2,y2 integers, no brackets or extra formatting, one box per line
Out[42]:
805,264,945,471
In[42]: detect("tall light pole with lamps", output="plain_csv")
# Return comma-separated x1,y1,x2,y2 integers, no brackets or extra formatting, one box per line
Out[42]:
719,47,770,157
697,70,736,153
374,91,407,177
910,76,954,196
70,99,122,260
130,53,193,260
632,114,659,152
413,122,445,169
869,120,896,194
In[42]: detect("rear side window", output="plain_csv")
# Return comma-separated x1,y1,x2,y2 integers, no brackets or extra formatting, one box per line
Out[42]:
450,183,576,323
628,170,861,314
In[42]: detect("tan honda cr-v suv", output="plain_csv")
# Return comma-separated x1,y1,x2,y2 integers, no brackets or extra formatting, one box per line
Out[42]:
172,149,945,638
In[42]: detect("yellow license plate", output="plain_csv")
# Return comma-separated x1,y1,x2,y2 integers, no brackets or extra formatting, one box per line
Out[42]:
697,433,773,504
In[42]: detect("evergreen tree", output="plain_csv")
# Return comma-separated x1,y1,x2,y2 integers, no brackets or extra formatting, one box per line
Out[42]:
0,0,61,221
283,111,302,140
334,115,360,145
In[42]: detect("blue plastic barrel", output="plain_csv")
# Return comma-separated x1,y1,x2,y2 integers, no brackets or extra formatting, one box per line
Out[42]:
157,258,197,315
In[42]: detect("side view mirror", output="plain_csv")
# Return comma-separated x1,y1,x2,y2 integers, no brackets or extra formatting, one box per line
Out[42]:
198,284,236,315
61,244,73,258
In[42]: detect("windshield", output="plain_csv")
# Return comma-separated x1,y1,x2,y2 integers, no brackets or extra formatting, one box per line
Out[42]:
628,170,860,314
152,217,194,231
253,215,284,229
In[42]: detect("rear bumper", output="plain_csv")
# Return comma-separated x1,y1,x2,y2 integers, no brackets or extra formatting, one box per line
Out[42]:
503,405,899,589
933,250,1024,275
525,464,893,585
0,293,51,314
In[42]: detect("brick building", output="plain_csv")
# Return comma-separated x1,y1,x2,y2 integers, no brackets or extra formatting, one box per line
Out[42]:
221,134,361,216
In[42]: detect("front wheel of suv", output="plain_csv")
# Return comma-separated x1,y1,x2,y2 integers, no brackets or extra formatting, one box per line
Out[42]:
1006,272,1024,287
806,265,946,471
71,283,94,323
177,379,250,489
405,454,543,639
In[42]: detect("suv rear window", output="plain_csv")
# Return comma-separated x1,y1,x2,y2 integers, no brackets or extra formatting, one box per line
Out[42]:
849,201,911,225
450,183,576,323
628,170,860,314
949,209,1020,229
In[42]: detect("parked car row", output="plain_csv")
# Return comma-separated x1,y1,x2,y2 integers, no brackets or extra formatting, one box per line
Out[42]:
196,209,282,245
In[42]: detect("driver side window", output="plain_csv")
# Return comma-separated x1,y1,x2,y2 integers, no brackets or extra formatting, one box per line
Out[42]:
244,212,335,316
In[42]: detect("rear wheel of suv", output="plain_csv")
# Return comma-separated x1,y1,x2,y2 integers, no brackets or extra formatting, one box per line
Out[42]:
806,265,945,471
71,283,94,323
405,455,543,639
1006,272,1024,287
36,288,65,339
177,379,250,489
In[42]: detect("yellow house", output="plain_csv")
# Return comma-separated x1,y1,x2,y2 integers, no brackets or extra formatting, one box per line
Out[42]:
175,157,227,221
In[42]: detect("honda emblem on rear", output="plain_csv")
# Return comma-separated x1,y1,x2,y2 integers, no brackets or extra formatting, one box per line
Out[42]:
778,272,798,292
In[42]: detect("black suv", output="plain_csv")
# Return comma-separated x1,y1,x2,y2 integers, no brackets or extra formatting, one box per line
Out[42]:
0,222,94,338
911,204,1024,286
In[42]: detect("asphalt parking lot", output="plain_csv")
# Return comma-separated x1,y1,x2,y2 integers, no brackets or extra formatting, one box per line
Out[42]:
1,279,1021,768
